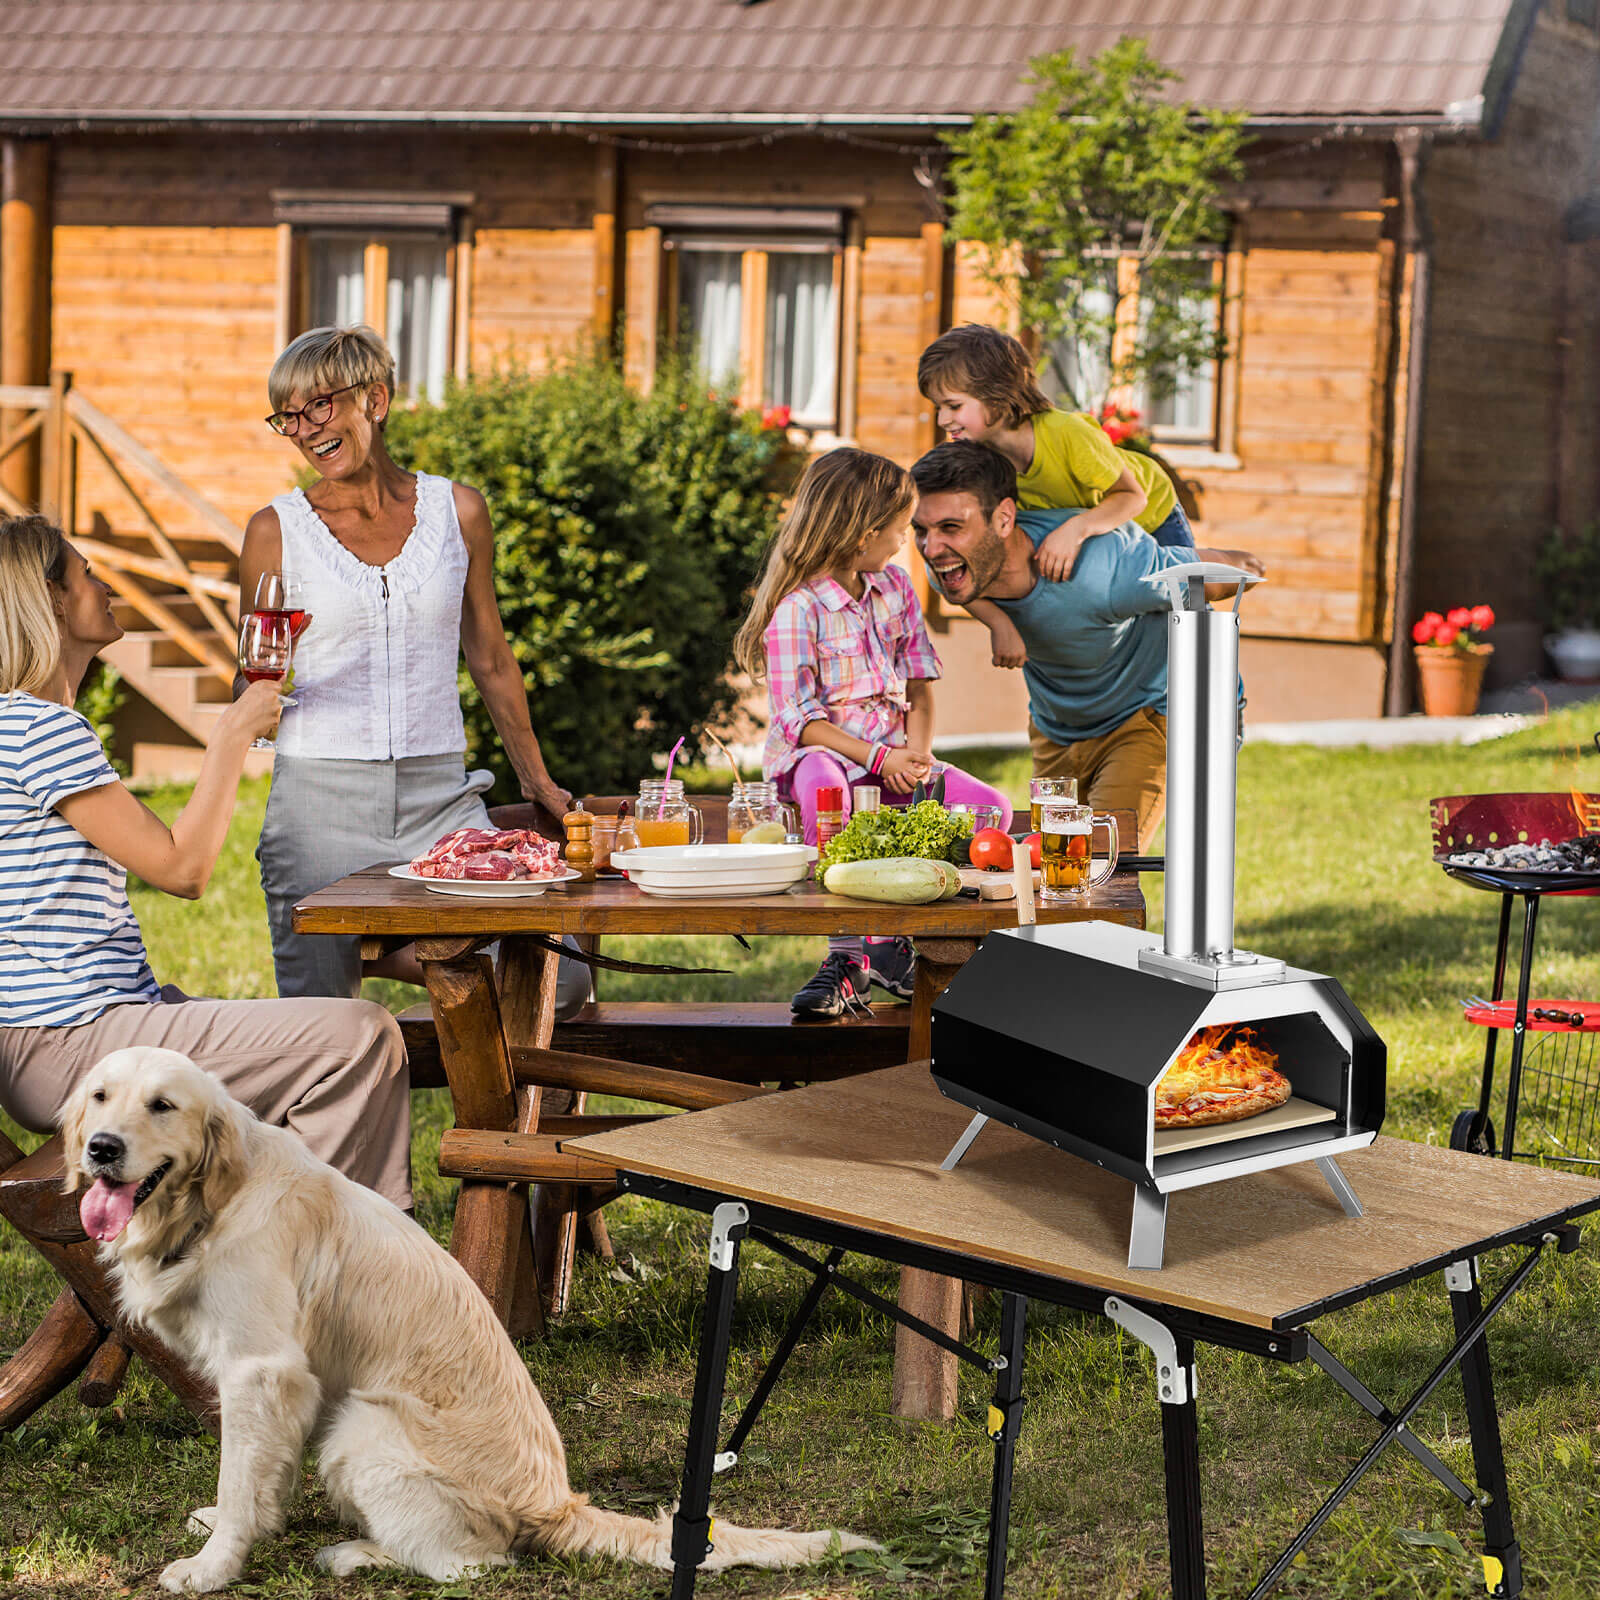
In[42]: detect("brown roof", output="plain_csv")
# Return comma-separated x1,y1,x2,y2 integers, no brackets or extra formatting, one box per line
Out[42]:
1,0,1524,130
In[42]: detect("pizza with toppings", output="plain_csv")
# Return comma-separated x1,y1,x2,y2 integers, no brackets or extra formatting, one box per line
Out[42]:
1154,1025,1292,1129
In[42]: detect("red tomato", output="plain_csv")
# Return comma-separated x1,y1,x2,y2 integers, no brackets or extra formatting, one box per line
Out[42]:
969,828,1013,870
1023,832,1044,869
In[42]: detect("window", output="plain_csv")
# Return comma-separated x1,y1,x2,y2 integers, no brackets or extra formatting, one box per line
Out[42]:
1041,255,1223,445
651,205,843,428
275,193,470,404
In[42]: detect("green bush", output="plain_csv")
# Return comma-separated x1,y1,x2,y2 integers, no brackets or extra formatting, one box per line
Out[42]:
78,660,128,775
387,356,800,798
1536,523,1600,633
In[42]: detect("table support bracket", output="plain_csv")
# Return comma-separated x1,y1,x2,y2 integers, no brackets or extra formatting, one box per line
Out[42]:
1246,1239,1551,1600
1105,1296,1191,1405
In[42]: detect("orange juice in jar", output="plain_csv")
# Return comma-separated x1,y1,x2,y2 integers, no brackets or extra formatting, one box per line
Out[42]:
632,779,702,848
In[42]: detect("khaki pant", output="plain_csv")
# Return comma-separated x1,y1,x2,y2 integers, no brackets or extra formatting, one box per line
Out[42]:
1030,706,1168,852
0,989,412,1210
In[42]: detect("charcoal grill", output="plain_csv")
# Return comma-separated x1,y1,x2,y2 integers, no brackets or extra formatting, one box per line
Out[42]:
932,564,1388,1268
1431,791,1600,1165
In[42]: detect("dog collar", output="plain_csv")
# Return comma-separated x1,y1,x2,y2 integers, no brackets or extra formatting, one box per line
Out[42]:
159,1219,209,1271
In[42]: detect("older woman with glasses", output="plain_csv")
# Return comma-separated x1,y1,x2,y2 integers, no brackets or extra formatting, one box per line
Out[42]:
245,324,586,1009
0,514,413,1210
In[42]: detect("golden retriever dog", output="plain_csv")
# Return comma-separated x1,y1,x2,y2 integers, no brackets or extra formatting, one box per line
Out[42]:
61,1047,877,1593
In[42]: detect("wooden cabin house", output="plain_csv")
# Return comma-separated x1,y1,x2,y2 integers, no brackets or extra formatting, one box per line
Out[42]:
2,1,1598,771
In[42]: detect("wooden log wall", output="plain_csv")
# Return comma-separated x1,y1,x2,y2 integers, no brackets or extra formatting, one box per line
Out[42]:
1414,8,1600,676
37,122,1488,693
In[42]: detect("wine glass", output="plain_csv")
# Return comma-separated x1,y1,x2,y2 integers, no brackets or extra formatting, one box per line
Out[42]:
254,570,311,643
237,611,294,750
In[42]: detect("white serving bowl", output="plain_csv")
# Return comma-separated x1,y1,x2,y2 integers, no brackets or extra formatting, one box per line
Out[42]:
609,842,816,897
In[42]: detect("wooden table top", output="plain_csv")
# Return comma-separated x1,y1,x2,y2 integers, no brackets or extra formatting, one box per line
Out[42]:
570,1063,1600,1330
293,864,1146,938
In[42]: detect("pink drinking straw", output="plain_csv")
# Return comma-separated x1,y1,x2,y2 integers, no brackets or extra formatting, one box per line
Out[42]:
659,736,686,819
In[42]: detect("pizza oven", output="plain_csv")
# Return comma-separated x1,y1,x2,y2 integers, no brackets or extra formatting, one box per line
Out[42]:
930,565,1388,1268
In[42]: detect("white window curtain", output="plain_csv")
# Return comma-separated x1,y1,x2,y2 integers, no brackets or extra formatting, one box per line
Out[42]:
307,236,366,330
679,250,744,391
764,253,837,426
386,239,452,402
1043,284,1114,414
1145,283,1218,438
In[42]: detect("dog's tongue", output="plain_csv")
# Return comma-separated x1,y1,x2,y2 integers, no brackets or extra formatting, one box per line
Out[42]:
80,1178,138,1242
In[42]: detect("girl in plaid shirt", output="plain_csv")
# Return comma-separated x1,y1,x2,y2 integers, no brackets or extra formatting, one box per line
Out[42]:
734,448,1011,1018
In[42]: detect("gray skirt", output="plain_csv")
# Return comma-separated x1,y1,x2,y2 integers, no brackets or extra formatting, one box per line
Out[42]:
259,753,496,1000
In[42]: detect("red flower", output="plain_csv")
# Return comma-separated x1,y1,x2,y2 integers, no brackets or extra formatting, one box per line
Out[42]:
1434,623,1460,648
1446,606,1472,629
1412,617,1438,644
760,405,792,431
1470,604,1495,632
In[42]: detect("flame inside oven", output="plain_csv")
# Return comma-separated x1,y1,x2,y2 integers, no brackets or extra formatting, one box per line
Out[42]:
1155,1024,1286,1128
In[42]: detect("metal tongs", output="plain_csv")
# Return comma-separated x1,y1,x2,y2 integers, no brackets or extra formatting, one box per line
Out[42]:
1462,996,1589,1027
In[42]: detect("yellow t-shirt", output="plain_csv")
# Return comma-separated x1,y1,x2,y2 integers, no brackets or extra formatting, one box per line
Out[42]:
1015,409,1176,534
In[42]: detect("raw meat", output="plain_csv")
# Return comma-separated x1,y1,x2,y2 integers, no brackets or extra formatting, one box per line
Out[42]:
410,827,563,881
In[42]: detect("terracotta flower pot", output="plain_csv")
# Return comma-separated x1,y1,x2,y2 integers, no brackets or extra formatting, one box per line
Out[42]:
1415,643,1493,716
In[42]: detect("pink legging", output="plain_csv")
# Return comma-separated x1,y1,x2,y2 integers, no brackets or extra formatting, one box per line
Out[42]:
784,751,1013,847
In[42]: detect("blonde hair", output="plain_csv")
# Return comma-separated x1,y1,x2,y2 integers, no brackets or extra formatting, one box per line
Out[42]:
268,323,396,417
734,448,916,680
917,323,1052,428
0,514,69,695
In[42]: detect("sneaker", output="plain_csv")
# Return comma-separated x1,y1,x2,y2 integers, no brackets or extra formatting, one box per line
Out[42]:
791,950,869,1019
863,937,916,1001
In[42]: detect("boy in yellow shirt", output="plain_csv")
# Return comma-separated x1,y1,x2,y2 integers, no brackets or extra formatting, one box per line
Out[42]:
918,323,1194,666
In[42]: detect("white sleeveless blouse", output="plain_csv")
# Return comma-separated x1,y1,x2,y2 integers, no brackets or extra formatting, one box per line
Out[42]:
269,471,469,760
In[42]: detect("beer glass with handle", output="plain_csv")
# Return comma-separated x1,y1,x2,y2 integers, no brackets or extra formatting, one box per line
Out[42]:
1029,775,1078,834
1037,798,1118,901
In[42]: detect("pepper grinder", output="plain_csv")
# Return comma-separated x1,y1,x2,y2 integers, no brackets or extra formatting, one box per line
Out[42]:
562,801,597,882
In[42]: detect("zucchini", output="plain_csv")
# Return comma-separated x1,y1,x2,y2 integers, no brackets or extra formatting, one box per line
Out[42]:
822,856,951,904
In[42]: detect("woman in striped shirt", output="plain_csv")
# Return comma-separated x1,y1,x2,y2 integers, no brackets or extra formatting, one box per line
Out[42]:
0,515,413,1212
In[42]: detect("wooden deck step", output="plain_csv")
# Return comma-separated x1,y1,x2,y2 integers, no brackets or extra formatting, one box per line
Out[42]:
400,999,913,1089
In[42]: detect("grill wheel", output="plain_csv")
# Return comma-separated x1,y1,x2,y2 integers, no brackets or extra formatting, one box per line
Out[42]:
1450,1107,1497,1158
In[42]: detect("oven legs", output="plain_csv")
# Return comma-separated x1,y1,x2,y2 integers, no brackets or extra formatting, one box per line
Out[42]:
1131,1159,1363,1270
1313,1156,1364,1217
1128,1185,1169,1269
940,1111,990,1170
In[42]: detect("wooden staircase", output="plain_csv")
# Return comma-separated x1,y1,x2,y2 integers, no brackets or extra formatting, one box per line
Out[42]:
0,372,254,779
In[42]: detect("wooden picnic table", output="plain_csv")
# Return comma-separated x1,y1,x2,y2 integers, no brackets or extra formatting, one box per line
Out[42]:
293,865,1146,1419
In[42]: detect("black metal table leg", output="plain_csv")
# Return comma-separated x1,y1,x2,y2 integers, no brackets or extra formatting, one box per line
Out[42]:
1500,894,1542,1162
670,1201,749,1600
1477,892,1516,1121
984,1293,1028,1600
1448,1260,1522,1597
1161,1334,1206,1600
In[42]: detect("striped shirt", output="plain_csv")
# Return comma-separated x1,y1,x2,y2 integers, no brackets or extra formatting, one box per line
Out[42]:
761,564,942,786
0,694,159,1027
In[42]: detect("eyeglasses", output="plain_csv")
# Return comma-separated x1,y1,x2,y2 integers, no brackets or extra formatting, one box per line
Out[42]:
265,383,364,437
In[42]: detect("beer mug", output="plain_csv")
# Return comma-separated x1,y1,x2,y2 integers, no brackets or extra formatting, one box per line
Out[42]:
1029,775,1078,834
1037,799,1118,901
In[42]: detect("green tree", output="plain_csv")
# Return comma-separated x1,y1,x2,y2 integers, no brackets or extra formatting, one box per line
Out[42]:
386,355,798,798
942,38,1246,411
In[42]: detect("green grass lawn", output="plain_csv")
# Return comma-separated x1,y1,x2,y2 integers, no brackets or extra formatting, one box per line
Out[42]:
5,705,1600,1597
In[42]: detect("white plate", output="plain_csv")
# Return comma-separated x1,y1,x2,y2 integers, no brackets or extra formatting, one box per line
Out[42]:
387,863,582,898
610,843,815,874
623,861,810,890
629,878,804,899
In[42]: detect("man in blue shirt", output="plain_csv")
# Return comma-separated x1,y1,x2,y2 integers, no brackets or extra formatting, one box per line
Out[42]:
909,442,1262,849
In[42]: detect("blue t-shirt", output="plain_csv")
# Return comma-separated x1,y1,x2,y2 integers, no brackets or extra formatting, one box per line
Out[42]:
994,510,1195,745
0,694,159,1027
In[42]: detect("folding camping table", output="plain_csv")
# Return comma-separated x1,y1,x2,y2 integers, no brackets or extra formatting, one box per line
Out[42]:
571,1063,1600,1600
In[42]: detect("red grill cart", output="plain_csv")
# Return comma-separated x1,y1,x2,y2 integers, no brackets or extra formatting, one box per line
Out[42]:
1431,791,1600,1164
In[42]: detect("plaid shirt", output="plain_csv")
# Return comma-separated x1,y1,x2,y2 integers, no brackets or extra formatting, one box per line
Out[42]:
761,565,942,785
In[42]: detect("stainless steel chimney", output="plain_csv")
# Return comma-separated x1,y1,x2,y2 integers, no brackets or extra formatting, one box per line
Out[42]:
1136,564,1285,990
